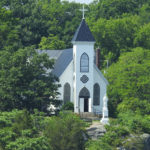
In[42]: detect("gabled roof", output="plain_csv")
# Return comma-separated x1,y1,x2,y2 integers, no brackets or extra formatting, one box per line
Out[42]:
37,49,73,77
37,50,63,60
72,19,95,42
37,49,108,85
51,48,73,77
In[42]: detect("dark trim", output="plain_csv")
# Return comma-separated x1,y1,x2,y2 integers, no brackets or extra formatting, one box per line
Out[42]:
93,83,100,106
79,87,90,98
63,82,71,104
79,96,90,98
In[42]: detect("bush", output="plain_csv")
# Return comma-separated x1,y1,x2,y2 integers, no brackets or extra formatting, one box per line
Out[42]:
86,139,112,150
61,102,74,111
0,110,50,150
6,136,51,150
123,137,145,150
118,111,150,134
44,111,86,150
105,125,129,137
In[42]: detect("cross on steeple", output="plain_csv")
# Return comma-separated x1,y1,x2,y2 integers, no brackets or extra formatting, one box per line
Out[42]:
79,5,88,19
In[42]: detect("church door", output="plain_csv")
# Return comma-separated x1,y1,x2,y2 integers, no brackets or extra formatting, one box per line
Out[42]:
79,87,90,112
84,98,88,112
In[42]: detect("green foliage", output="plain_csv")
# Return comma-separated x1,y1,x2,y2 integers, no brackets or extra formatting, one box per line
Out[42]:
86,123,129,149
6,136,51,150
12,109,33,135
0,110,51,150
123,137,145,150
0,8,21,50
134,23,150,49
106,47,150,117
88,16,140,65
86,140,112,150
0,47,59,112
0,0,150,149
39,35,65,50
139,2,150,24
105,125,129,137
118,112,150,134
45,111,86,150
61,102,74,111
97,0,147,19
0,0,81,48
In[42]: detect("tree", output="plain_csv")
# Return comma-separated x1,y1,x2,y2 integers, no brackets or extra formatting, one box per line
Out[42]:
39,35,65,50
105,47,150,117
0,8,21,50
134,23,150,49
89,0,148,19
0,47,59,112
139,2,150,24
88,16,140,66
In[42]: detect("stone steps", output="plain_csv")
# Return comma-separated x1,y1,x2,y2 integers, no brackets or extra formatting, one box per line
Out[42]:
80,112,102,121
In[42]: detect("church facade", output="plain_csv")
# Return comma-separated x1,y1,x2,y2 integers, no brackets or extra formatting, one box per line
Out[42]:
39,19,108,114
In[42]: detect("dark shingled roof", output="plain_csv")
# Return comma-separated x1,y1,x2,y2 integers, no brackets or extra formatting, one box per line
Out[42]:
37,49,73,77
72,19,95,42
51,48,73,77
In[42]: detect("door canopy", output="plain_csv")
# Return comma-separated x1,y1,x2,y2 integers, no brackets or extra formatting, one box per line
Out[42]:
79,87,90,98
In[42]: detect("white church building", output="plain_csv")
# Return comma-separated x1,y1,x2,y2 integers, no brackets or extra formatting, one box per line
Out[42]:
39,19,109,117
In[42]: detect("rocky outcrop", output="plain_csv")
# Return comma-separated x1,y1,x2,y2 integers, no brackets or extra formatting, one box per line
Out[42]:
143,134,150,150
118,133,150,150
86,122,106,140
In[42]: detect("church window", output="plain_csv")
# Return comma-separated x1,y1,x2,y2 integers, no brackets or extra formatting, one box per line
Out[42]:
80,75,89,83
63,83,71,104
79,87,90,98
93,83,100,105
80,53,89,72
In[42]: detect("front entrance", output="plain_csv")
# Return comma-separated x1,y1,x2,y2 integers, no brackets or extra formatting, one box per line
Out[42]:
84,98,89,112
79,87,90,113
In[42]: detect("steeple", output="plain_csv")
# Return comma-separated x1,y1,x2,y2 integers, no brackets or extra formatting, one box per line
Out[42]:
72,19,95,42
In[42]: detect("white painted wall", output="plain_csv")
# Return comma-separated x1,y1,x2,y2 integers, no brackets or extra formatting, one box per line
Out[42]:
93,65,108,114
56,44,108,115
57,60,74,103
72,41,95,113
80,98,84,112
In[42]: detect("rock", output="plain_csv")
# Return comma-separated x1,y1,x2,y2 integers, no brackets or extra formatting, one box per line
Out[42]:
143,134,150,150
119,133,150,150
86,122,106,140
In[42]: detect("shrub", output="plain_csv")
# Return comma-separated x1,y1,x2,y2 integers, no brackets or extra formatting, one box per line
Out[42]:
44,111,86,150
61,102,74,111
86,139,112,150
118,111,150,133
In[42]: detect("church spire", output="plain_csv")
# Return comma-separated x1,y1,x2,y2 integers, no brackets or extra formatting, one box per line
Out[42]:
72,19,95,42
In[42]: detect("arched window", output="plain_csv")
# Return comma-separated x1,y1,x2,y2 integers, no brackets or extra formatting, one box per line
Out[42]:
80,53,89,72
63,83,71,104
93,83,100,105
79,87,90,98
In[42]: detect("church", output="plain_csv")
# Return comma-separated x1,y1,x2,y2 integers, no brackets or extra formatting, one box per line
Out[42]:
38,18,109,116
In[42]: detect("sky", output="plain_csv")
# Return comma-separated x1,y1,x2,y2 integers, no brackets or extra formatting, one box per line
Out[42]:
62,0,94,4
